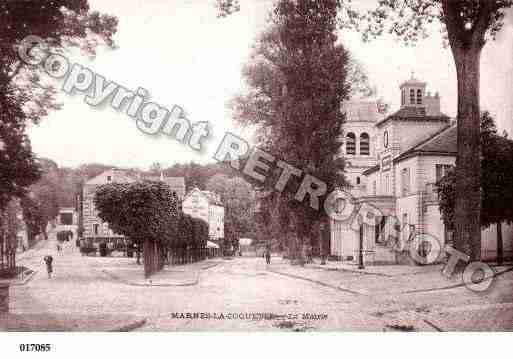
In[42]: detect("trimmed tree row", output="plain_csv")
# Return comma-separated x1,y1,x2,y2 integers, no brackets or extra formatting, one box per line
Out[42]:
94,181,209,278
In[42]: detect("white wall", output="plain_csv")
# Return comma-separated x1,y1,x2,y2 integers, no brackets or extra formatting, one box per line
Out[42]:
392,121,449,155
417,156,456,189
209,205,224,240
394,156,418,197
182,190,209,224
330,220,357,258
423,204,446,251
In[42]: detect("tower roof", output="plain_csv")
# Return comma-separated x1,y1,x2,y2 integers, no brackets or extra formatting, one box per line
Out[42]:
399,73,426,89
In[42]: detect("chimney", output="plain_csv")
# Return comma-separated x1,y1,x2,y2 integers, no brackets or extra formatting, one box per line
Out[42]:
424,91,441,116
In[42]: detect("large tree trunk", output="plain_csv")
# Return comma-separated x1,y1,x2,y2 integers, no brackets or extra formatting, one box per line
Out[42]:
143,238,159,278
497,222,503,266
451,45,483,262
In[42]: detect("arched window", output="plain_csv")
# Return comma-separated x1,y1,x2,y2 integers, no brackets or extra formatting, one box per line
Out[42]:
417,89,422,104
360,133,370,155
410,89,415,104
346,132,356,155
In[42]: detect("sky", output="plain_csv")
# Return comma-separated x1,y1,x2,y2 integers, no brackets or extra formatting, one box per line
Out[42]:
26,0,513,170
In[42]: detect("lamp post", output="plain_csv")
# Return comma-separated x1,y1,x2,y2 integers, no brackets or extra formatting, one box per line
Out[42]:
358,224,365,270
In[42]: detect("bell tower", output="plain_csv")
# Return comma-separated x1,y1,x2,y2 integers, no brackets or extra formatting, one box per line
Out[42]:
399,73,426,108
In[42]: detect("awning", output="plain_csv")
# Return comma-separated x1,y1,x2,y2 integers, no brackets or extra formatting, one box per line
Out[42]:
207,241,220,249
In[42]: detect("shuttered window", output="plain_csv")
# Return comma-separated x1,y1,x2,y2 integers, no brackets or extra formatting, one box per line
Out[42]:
346,132,356,155
360,133,370,155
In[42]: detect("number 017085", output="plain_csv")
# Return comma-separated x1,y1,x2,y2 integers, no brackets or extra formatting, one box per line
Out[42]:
19,344,52,352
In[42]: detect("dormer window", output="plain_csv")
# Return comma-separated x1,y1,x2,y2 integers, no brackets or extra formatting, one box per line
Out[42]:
417,89,422,104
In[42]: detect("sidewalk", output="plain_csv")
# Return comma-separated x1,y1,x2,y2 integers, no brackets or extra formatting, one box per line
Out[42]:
16,237,49,262
308,259,444,277
269,258,513,296
101,258,222,286
0,236,52,287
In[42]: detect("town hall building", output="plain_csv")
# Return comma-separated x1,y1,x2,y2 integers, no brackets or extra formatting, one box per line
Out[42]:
330,76,513,265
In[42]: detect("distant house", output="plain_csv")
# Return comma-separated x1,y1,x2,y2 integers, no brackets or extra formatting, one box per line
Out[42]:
56,207,78,237
79,169,185,244
182,188,225,241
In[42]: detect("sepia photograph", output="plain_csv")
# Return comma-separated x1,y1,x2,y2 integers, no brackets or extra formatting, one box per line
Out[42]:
1,0,512,356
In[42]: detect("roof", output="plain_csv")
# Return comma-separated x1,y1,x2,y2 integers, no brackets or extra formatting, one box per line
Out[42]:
85,171,185,197
399,77,426,88
363,125,457,176
85,169,136,185
395,124,457,162
146,176,185,194
376,107,450,127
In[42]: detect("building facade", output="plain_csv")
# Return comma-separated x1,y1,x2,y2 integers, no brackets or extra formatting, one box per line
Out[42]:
330,75,513,264
182,188,225,241
56,207,78,238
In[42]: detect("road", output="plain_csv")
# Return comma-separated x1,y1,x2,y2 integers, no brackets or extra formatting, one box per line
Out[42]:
9,232,513,331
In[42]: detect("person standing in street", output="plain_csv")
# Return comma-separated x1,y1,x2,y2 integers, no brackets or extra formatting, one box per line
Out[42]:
44,255,53,279
265,248,271,265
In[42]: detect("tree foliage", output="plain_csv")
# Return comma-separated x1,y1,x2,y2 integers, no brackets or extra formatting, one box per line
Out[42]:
94,181,177,244
0,1,118,219
1,0,118,124
0,101,41,210
437,112,513,257
229,0,350,259
206,174,256,242
94,180,209,275
216,0,241,18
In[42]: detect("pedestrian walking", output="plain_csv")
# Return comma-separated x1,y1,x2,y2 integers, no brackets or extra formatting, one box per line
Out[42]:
265,248,271,265
44,255,53,279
